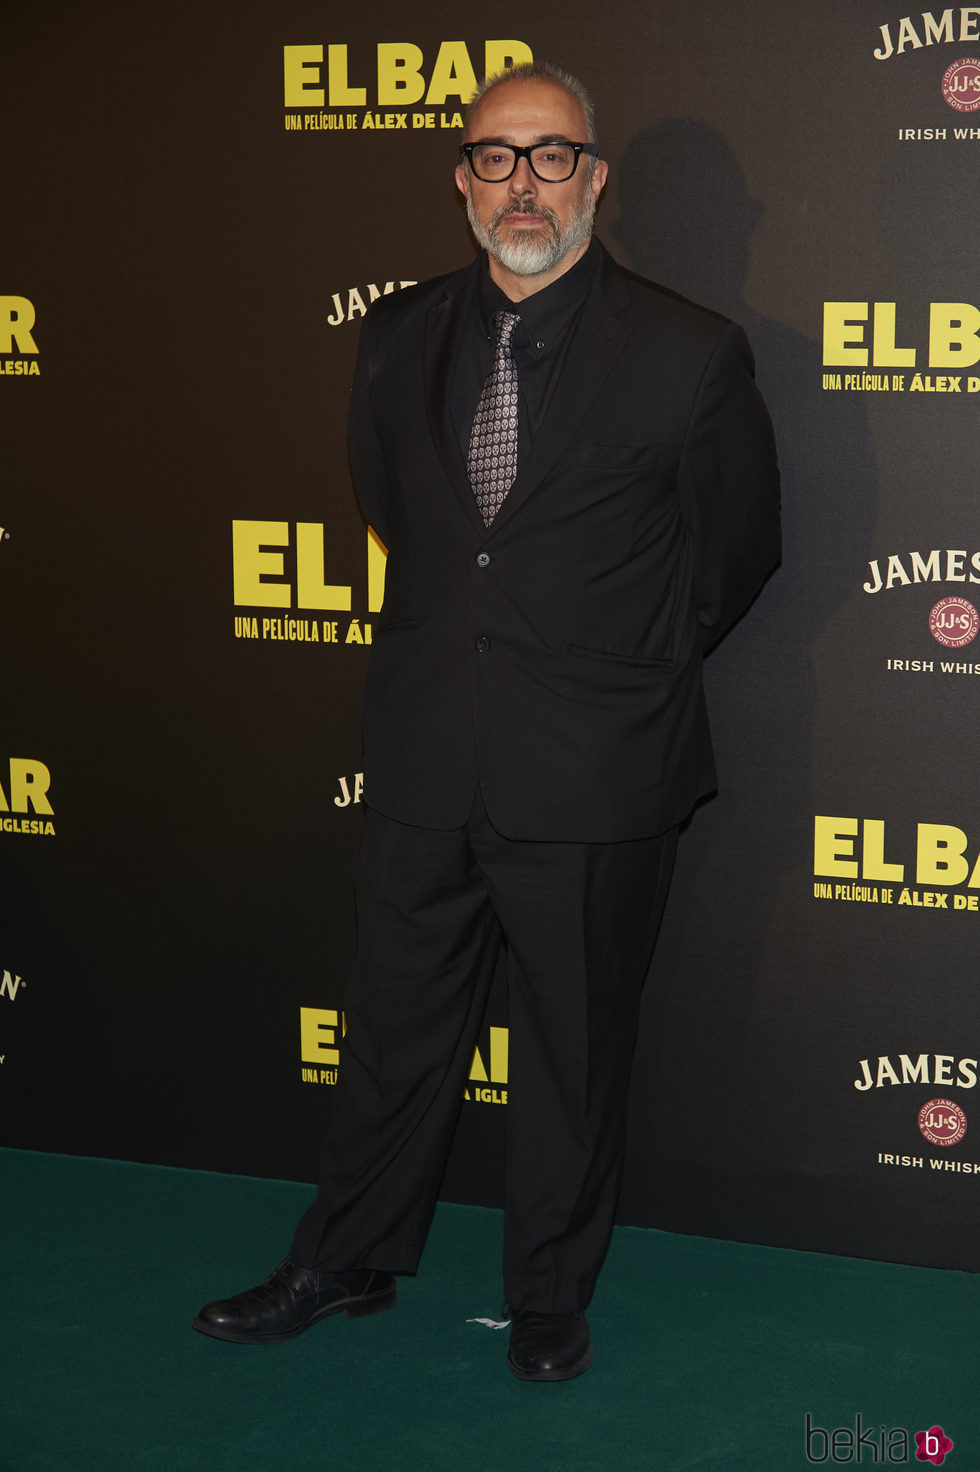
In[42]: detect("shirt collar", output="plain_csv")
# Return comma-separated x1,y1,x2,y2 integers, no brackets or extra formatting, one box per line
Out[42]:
477,235,600,353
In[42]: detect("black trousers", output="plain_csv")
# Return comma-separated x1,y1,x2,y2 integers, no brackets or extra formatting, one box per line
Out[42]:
291,791,677,1313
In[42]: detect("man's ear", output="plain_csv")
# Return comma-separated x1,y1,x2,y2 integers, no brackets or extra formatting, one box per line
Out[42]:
454,163,471,199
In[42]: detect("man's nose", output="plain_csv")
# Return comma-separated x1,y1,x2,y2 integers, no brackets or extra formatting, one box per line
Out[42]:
508,157,537,195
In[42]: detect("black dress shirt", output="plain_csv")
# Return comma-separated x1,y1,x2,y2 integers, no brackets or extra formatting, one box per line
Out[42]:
451,236,601,468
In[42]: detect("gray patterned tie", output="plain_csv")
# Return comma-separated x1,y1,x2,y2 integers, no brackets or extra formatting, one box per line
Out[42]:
467,309,521,526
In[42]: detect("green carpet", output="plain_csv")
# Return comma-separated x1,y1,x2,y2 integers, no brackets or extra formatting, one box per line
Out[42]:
0,1148,974,1471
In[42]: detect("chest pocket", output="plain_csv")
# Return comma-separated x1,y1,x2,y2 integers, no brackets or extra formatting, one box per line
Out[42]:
575,443,665,470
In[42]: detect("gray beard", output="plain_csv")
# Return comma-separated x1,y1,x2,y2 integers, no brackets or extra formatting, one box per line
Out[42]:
466,190,595,277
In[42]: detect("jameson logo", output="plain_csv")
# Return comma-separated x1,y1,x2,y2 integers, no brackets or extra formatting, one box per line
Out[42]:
0,968,25,1067
327,279,417,326
1,969,26,1002
919,1097,967,1147
854,1053,977,1090
863,548,980,594
334,773,363,807
941,55,980,109
874,8,980,59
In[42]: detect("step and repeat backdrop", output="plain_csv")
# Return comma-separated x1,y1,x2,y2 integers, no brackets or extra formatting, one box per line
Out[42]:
3,0,978,1272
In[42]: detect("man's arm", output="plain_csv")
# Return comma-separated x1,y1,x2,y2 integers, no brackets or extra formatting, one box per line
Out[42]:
676,321,781,651
347,308,391,547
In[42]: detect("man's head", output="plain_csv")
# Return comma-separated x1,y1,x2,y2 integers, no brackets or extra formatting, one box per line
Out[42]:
455,63,608,298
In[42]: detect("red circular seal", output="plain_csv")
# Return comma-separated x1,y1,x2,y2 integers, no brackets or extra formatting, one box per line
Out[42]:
918,1097,967,1148
942,56,980,111
929,596,979,647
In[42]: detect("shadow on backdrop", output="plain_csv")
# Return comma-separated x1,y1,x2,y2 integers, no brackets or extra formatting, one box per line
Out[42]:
609,119,877,1239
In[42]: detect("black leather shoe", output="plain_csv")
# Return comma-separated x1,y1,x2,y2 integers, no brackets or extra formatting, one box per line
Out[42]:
507,1309,593,1382
192,1259,396,1344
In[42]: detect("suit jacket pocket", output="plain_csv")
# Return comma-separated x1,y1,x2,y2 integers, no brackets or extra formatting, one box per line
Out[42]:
376,615,421,634
575,443,665,469
560,641,674,671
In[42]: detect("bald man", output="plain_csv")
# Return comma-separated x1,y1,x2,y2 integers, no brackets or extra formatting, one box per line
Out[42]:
195,61,779,1382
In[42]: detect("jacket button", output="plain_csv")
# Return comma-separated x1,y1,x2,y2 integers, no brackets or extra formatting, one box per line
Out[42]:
476,552,491,568
475,636,490,653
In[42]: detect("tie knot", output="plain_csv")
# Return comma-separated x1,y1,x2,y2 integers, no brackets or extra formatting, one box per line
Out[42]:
492,310,520,349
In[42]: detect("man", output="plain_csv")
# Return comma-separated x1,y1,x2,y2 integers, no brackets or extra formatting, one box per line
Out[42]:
195,61,779,1382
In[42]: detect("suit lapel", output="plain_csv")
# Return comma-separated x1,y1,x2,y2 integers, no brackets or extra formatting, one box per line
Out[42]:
486,251,632,536
421,247,633,540
423,263,488,539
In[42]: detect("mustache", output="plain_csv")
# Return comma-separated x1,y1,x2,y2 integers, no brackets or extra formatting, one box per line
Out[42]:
490,201,560,229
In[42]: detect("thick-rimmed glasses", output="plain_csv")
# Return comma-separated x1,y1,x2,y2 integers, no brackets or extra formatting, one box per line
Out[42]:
460,141,599,183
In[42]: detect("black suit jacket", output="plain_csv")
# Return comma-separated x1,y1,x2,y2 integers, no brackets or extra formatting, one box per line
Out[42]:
348,243,780,840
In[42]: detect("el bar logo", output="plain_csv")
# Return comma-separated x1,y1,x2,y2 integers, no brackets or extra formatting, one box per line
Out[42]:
804,1413,953,1463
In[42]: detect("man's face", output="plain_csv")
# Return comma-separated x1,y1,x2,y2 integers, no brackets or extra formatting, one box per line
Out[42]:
454,79,608,285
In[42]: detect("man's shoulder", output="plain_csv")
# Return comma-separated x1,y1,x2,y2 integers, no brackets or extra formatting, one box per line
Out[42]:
363,261,475,329
597,244,736,354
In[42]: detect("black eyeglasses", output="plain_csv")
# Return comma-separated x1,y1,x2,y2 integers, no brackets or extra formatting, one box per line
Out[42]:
460,141,599,183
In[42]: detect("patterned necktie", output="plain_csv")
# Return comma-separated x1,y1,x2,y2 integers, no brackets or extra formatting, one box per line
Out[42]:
467,309,521,526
